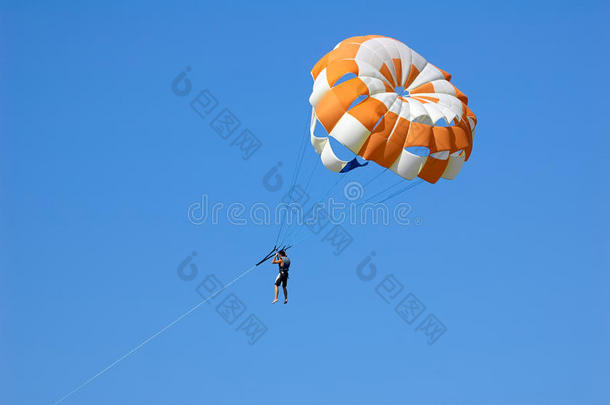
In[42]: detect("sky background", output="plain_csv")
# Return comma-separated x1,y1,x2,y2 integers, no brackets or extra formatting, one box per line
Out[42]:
1,0,609,404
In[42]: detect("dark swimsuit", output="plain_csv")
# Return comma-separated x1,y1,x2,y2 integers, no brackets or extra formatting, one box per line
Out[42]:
274,256,290,287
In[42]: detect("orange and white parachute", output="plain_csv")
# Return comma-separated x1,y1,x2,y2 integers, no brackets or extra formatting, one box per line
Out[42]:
309,35,477,183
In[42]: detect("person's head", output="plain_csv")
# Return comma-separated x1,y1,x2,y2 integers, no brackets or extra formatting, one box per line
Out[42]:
278,250,286,257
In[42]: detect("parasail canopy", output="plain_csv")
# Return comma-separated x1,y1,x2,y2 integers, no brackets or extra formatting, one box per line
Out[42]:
309,35,477,184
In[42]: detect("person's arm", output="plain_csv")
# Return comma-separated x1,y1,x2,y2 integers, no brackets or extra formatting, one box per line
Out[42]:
271,253,280,264
271,253,283,265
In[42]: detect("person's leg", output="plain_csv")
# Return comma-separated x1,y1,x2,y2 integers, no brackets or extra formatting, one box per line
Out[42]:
273,274,280,303
273,284,279,303
282,277,288,304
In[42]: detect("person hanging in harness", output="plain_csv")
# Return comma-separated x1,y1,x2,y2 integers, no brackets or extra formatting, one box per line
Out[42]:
271,250,290,304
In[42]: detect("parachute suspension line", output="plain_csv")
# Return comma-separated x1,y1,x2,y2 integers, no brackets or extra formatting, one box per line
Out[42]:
285,115,423,247
296,87,398,208
276,151,320,246
287,113,312,192
361,179,404,204
377,178,424,204
281,165,385,247
279,166,364,246
288,176,425,249
277,162,320,246
274,114,312,246
281,119,420,247
280,165,380,246
308,162,360,205
280,89,415,247
279,94,401,247
301,157,320,200
361,167,388,189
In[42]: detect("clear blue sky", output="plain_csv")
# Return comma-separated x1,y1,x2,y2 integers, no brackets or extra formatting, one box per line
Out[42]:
1,1,608,404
